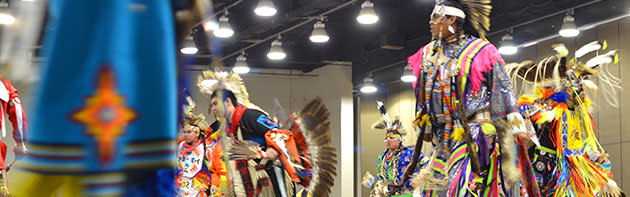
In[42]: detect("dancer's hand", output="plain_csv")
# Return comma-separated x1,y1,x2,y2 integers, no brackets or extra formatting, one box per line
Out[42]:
263,148,279,160
514,132,529,144
597,152,609,164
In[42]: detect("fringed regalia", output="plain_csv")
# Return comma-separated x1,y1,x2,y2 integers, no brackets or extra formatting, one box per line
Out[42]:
403,1,532,196
507,42,623,197
370,101,429,196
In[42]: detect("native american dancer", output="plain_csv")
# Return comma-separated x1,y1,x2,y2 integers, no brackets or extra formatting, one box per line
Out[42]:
505,42,623,197
176,94,227,197
177,101,211,197
370,101,429,197
395,0,537,196
198,71,337,197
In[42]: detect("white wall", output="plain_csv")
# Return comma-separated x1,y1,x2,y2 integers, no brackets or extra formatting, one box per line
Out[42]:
185,65,354,196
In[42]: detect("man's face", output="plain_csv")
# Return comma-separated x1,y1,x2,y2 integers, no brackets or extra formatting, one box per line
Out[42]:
210,96,235,119
210,96,221,118
384,136,401,150
183,125,200,143
429,14,456,39
566,85,586,103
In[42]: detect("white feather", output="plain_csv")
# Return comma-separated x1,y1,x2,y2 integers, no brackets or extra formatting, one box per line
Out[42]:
586,50,617,68
575,41,601,58
582,79,598,92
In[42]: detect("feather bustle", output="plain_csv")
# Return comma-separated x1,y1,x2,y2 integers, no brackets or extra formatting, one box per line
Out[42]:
296,98,338,196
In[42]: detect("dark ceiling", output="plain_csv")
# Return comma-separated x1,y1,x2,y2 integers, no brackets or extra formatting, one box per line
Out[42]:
187,0,629,86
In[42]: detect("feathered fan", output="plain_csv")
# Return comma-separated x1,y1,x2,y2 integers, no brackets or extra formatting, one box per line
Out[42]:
228,98,338,196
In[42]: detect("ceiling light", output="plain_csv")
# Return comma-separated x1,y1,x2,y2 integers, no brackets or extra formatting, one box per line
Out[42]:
360,77,377,94
498,33,517,55
213,15,234,38
0,3,14,25
267,38,286,60
400,67,416,83
309,21,329,43
559,13,579,37
254,0,277,17
357,1,379,25
203,20,219,32
180,36,198,55
232,54,250,74
0,13,13,25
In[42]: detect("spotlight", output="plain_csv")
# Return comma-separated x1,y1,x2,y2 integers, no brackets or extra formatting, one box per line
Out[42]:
180,36,198,55
0,13,14,25
309,21,330,43
213,15,234,38
267,38,286,60
498,33,518,55
559,12,579,37
360,77,377,93
357,1,379,25
232,54,250,74
400,67,416,83
254,0,277,17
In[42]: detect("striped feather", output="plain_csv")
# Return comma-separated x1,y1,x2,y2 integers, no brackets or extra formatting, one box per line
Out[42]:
296,98,338,196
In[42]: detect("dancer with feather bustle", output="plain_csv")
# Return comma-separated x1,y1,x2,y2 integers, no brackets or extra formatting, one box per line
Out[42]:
198,71,337,197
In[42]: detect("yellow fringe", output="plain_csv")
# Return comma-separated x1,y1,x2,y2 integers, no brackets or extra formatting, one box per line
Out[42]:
450,127,465,142
480,123,496,135
416,113,431,127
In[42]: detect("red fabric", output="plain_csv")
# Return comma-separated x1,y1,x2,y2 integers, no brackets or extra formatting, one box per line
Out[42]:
0,141,6,170
292,122,310,160
228,105,247,137
265,129,301,182
1,79,28,154
179,139,202,155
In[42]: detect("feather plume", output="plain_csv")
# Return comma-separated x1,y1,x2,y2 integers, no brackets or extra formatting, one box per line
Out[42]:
250,160,274,196
373,101,406,137
575,41,602,58
553,43,569,57
518,95,535,106
586,50,618,69
227,140,262,161
582,79,599,92
601,180,623,197
296,98,338,197
458,0,492,39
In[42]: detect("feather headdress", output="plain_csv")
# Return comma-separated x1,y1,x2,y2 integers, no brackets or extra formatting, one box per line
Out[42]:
433,0,492,39
181,93,208,136
372,101,405,141
197,70,266,112
506,41,621,107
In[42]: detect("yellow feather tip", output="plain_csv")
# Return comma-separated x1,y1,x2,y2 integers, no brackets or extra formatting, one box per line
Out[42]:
614,53,619,64
451,127,465,142
480,123,496,135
